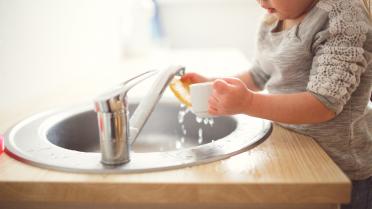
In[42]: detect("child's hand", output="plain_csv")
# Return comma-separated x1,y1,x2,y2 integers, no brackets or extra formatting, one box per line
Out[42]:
208,78,253,116
181,72,210,84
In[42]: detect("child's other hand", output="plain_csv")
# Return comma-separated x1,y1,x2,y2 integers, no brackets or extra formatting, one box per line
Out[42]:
180,72,210,84
208,78,253,116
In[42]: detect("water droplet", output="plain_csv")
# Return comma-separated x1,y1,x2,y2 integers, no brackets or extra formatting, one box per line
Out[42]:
176,141,182,149
203,118,209,125
182,125,187,135
208,118,214,126
38,147,52,152
196,116,203,123
185,155,193,159
180,137,185,143
178,110,186,124
198,128,203,144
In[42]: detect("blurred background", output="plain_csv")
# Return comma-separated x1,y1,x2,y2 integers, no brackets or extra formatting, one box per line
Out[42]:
0,0,263,126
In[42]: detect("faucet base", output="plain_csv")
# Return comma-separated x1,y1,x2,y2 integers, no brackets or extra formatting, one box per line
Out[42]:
101,159,130,166
97,111,130,166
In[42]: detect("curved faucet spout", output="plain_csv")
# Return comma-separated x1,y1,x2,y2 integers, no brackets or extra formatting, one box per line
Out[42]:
129,65,185,145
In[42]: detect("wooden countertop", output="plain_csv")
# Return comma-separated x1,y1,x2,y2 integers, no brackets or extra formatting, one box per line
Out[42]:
0,49,350,209
0,124,350,208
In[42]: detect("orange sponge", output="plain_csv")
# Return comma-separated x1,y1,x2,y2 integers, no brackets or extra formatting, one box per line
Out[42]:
169,77,192,107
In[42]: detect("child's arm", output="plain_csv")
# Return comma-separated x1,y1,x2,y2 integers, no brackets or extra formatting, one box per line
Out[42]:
181,71,261,91
208,78,336,124
247,91,336,124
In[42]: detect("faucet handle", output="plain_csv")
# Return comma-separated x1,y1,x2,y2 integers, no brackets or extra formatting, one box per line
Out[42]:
94,70,157,113
120,70,158,92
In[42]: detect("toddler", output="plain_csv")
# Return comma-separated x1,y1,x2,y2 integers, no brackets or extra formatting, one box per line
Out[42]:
181,0,372,208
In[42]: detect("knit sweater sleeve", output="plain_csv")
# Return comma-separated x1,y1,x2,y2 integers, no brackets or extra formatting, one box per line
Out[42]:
307,0,369,114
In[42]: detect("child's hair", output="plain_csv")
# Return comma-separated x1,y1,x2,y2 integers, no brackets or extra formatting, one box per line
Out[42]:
363,0,371,18
264,0,371,25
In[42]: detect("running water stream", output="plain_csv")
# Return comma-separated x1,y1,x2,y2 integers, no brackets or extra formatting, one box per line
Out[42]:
176,104,215,149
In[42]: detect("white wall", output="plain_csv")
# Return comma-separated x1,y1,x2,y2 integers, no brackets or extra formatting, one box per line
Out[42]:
0,0,134,122
0,0,129,81
0,0,262,127
158,0,264,58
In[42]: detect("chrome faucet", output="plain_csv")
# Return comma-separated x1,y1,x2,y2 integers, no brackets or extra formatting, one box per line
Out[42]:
94,66,185,165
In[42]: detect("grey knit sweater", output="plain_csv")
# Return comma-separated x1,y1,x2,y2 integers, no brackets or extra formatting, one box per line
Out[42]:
250,0,372,180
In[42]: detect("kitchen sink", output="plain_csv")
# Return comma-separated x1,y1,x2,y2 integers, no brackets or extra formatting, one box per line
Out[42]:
5,100,271,173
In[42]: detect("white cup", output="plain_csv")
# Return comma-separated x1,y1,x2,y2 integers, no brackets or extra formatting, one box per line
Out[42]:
190,82,213,118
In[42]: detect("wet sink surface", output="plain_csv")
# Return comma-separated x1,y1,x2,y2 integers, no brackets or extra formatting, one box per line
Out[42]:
48,103,236,153
5,101,271,173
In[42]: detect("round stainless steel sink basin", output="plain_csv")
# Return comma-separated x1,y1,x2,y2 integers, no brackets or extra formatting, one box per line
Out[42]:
47,103,237,153
5,100,271,173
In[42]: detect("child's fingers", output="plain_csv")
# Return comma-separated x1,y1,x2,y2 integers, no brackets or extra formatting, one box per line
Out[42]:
213,79,230,94
208,97,218,108
180,74,193,83
208,95,219,106
208,106,219,115
208,94,221,115
222,77,244,87
180,73,205,84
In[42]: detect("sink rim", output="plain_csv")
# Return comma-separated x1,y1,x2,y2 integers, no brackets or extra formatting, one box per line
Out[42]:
5,100,272,174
